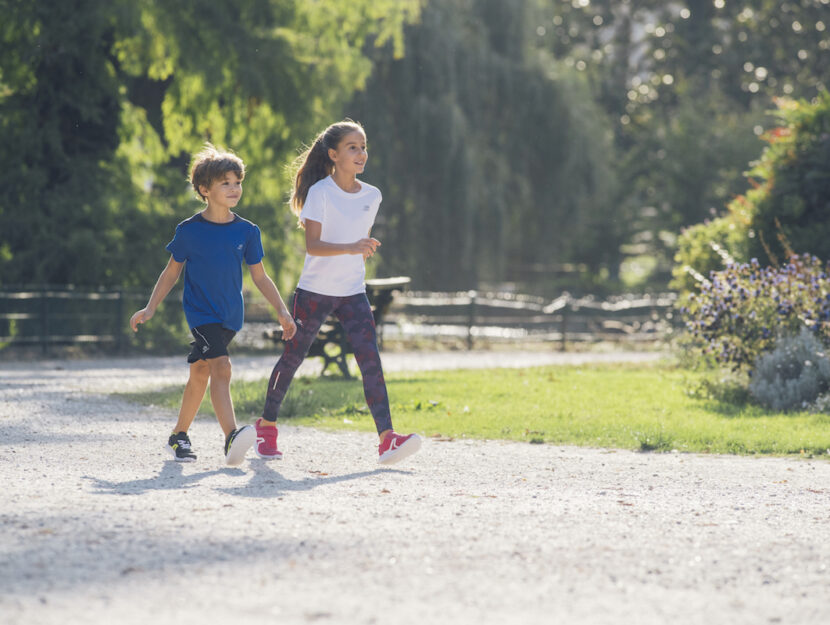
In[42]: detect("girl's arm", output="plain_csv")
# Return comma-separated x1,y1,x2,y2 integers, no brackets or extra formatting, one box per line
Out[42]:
304,219,380,260
248,262,296,340
129,256,184,331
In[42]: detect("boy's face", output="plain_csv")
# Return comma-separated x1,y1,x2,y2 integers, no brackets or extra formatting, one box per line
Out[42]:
200,171,243,210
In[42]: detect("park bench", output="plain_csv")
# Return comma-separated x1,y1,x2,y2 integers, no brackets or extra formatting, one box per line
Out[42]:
263,276,411,378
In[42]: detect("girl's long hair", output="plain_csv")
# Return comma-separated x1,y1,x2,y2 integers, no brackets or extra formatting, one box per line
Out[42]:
289,119,365,225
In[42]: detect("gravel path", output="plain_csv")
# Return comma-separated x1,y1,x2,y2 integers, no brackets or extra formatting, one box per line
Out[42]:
0,350,828,625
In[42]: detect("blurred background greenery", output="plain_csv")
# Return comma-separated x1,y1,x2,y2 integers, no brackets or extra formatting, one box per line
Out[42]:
1,0,828,311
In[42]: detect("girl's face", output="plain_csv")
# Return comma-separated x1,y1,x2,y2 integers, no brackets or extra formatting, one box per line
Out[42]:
328,129,368,177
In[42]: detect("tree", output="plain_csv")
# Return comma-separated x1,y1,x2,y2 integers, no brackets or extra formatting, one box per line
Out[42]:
531,0,830,285
348,0,618,293
0,0,132,286
0,0,420,291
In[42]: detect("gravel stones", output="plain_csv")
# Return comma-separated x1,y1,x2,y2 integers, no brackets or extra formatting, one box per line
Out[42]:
0,352,828,624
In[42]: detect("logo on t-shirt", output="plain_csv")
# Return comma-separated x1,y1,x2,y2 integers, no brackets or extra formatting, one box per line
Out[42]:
363,205,370,211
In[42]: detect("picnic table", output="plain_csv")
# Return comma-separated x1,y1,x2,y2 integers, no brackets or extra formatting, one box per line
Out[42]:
264,276,411,378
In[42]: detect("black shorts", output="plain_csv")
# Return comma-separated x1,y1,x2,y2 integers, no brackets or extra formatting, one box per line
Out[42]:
187,323,236,363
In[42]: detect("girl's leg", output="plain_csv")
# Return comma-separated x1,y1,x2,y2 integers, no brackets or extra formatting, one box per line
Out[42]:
262,290,336,421
335,293,393,435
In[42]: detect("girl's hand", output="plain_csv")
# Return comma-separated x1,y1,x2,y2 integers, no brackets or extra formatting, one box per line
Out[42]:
130,308,154,332
352,237,381,260
279,312,297,341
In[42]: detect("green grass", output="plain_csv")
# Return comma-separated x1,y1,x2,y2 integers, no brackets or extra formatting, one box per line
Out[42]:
119,362,830,457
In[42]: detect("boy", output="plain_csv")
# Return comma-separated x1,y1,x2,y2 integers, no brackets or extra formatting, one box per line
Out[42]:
130,144,296,466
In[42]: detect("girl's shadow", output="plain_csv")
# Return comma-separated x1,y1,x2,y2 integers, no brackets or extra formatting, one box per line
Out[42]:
215,459,412,499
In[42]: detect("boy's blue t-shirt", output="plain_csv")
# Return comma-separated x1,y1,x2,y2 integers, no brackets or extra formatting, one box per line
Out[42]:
166,213,264,331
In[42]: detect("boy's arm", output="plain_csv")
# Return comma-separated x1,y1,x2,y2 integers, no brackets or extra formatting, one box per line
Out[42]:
249,262,297,340
129,256,184,332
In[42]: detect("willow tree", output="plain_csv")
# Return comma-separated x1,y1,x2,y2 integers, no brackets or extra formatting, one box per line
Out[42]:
348,0,617,294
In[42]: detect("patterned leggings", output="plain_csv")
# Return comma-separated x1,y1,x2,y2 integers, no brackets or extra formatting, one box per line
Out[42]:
261,288,393,434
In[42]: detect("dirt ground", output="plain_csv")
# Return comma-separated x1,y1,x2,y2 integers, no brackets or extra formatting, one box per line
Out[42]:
0,351,828,624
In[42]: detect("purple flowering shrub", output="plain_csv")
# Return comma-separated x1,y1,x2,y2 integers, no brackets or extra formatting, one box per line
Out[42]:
680,253,830,371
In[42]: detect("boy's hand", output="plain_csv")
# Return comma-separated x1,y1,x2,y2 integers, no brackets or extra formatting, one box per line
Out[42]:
279,312,297,341
130,308,154,332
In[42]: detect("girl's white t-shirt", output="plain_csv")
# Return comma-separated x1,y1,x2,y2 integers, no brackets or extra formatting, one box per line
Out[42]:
297,175,382,297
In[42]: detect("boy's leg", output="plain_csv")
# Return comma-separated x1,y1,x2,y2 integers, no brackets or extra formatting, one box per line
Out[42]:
187,323,238,435
335,294,393,435
261,290,335,421
207,355,256,466
173,359,210,433
207,355,235,437
167,353,210,462
187,323,254,465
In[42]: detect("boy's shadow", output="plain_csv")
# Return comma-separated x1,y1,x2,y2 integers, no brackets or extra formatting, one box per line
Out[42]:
215,459,412,499
84,459,411,497
84,461,245,495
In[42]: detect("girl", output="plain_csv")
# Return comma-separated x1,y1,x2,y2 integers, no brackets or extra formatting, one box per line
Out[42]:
256,120,421,465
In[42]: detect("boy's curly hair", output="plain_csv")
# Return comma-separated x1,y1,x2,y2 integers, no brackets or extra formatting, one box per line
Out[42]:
189,143,245,201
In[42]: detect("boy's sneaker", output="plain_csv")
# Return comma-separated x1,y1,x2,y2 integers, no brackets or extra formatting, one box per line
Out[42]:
167,431,197,462
378,432,422,465
224,425,255,466
254,417,283,460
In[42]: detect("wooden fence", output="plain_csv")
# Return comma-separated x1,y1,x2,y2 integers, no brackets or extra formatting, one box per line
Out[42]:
0,286,678,353
0,287,138,354
381,290,678,349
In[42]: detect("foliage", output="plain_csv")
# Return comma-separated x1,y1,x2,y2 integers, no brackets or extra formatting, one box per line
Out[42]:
746,92,830,264
535,1,830,108
2,0,828,302
672,92,830,294
349,0,619,293
0,0,420,295
748,327,830,412
532,0,830,283
809,391,830,414
670,201,752,294
122,362,830,457
621,86,763,272
679,253,830,371
0,1,145,287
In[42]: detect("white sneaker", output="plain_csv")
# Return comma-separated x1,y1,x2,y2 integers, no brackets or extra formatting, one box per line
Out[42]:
224,425,255,466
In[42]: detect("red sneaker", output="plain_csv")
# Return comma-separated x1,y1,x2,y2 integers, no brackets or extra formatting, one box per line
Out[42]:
255,418,283,460
378,432,422,465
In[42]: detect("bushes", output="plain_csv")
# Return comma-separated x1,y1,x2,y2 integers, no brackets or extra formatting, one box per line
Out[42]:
674,93,830,410
670,208,751,294
673,92,830,296
678,253,830,412
680,253,830,371
748,328,830,411
747,93,830,265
